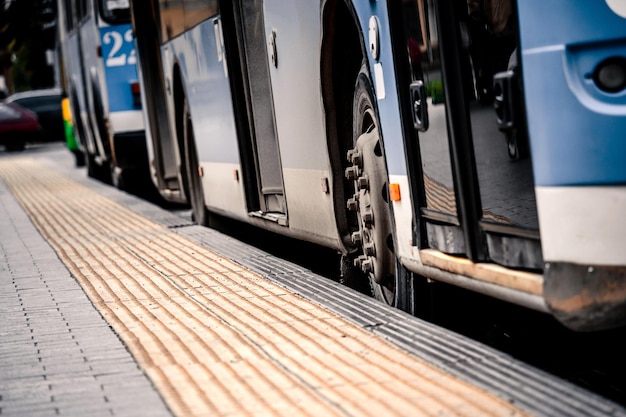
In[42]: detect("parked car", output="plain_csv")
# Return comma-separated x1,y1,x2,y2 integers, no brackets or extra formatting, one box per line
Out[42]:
5,88,64,141
0,101,42,151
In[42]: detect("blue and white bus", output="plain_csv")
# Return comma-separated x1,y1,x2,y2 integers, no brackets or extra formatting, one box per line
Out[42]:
57,0,146,188
129,0,626,332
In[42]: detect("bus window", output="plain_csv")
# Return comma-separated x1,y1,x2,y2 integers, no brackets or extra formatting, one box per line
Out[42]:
183,0,219,30
99,0,131,25
64,0,74,31
76,0,89,22
160,0,185,41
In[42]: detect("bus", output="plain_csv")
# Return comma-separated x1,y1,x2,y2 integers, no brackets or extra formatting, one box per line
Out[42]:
56,0,146,189
129,0,626,332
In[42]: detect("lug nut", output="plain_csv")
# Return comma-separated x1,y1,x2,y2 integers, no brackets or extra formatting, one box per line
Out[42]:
364,242,376,256
357,176,369,190
361,258,374,273
350,150,363,166
345,166,360,181
347,197,359,211
351,231,363,244
362,210,374,226
354,255,367,268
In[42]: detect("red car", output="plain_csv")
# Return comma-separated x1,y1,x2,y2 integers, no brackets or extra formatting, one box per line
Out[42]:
0,101,42,151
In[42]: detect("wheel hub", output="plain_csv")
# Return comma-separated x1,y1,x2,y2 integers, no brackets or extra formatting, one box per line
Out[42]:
346,129,394,286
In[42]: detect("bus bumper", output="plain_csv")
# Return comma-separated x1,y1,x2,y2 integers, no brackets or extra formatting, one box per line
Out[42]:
544,262,626,331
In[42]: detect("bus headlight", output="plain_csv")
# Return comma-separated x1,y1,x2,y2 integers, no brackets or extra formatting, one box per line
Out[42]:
593,57,626,93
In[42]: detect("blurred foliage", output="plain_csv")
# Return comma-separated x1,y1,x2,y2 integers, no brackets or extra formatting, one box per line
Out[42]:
0,0,56,91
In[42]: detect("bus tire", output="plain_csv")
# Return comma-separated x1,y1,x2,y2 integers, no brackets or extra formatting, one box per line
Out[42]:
73,150,85,167
346,64,413,311
182,98,210,227
86,152,110,183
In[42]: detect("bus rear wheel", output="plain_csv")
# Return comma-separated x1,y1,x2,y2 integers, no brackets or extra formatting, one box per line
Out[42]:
182,98,210,227
345,65,413,311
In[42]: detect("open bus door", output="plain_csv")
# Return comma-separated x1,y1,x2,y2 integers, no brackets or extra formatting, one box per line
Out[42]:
220,0,287,223
391,0,542,273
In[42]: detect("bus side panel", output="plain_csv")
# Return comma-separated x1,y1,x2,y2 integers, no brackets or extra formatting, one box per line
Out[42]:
262,1,341,241
99,23,144,134
518,1,626,330
519,6,626,187
519,3,626,264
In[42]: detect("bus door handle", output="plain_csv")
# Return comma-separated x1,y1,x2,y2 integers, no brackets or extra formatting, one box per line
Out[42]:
410,80,429,131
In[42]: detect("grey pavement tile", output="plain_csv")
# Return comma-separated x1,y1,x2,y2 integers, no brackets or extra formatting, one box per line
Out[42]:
101,396,172,415
0,364,46,380
34,341,81,350
0,182,171,417
0,337,37,348
50,295,96,306
38,355,87,366
47,379,101,394
0,403,60,417
50,391,108,404
67,327,121,338
30,333,75,343
0,350,40,363
97,374,159,389
0,389,53,405
42,362,95,376
0,376,46,393
83,358,137,370
70,339,129,352
54,405,116,417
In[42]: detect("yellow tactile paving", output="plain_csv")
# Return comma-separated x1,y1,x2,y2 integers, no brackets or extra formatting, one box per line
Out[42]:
0,158,528,417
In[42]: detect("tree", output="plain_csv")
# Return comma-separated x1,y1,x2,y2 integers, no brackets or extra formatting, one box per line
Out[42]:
0,0,56,92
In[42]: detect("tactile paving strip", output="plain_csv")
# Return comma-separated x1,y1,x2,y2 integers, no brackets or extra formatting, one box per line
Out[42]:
0,158,530,416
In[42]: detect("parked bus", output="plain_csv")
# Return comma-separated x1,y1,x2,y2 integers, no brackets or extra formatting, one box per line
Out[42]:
56,0,146,188
129,0,626,332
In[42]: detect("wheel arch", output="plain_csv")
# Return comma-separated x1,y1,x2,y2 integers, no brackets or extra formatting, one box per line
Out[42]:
172,62,191,202
321,0,369,252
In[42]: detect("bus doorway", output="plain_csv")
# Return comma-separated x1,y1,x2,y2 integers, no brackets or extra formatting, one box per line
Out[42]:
224,0,286,219
394,0,541,270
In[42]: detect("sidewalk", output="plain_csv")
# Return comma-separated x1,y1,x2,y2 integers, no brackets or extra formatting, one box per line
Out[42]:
0,175,172,417
2,149,625,417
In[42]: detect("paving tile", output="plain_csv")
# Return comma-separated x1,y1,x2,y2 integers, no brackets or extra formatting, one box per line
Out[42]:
0,177,171,417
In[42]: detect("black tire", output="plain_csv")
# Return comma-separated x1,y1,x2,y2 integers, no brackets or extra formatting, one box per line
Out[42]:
182,98,210,226
346,64,413,311
507,131,519,160
73,150,86,167
5,142,25,152
506,129,530,161
86,152,110,183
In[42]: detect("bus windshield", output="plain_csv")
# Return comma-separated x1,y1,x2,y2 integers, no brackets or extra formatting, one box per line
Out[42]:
99,0,130,25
